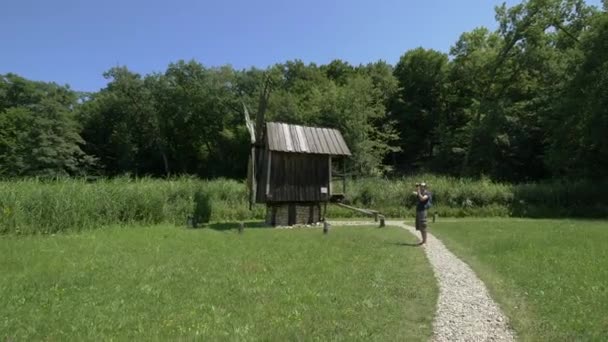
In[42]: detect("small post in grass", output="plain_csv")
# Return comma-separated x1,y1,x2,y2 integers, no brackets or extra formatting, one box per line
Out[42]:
379,215,385,228
323,221,329,234
432,212,437,223
238,222,244,234
187,216,193,228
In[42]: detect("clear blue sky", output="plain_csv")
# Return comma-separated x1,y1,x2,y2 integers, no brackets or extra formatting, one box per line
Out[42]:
0,0,600,92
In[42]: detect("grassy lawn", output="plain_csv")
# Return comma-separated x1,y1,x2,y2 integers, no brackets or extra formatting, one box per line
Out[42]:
0,224,437,341
432,218,608,341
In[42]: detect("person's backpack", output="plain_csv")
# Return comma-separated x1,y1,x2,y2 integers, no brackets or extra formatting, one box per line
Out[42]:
424,192,433,209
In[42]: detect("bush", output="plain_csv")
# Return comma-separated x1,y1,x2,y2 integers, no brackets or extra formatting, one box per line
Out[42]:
0,175,606,234
341,175,607,219
0,177,263,234
193,190,212,226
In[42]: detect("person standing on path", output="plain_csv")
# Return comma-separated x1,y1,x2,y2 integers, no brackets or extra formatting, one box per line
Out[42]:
413,182,431,245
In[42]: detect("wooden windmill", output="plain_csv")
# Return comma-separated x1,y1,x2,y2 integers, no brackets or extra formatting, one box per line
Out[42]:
244,78,351,226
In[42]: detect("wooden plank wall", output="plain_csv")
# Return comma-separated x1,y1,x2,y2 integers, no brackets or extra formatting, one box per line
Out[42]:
268,152,330,202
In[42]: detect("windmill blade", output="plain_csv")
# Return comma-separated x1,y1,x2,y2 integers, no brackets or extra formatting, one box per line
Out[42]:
243,75,272,209
255,75,272,143
243,103,256,144
246,147,257,209
244,103,257,208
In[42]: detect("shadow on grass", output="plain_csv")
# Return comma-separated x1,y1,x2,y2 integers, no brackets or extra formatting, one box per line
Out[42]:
389,242,423,247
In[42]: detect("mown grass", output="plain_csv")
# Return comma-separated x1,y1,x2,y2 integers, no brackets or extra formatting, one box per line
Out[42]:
432,219,608,341
2,175,607,234
0,225,437,341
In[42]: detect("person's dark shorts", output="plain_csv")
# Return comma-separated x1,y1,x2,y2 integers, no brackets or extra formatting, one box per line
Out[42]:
415,210,427,231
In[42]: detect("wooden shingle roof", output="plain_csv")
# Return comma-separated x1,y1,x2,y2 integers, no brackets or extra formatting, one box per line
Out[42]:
266,122,351,156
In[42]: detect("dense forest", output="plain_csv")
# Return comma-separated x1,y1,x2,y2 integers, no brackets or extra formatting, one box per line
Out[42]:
1,0,607,182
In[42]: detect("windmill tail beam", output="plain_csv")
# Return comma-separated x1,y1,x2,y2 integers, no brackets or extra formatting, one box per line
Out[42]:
334,203,383,222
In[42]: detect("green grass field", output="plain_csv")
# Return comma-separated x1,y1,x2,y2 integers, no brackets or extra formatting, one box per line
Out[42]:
0,225,437,341
432,219,608,341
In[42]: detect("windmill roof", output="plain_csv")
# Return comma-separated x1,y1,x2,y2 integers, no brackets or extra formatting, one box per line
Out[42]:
266,122,351,156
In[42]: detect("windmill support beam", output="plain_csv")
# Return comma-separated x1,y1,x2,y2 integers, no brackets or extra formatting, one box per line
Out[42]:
265,151,272,197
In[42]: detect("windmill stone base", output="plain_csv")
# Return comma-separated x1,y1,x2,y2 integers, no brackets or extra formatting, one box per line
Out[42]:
265,203,322,226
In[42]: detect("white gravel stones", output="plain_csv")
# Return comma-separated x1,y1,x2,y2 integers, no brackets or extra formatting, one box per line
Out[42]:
333,220,517,342
394,221,516,342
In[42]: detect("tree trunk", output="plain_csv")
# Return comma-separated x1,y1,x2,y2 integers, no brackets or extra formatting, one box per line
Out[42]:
160,147,170,177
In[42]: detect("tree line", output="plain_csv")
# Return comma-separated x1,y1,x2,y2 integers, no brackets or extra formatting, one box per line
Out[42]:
1,0,606,181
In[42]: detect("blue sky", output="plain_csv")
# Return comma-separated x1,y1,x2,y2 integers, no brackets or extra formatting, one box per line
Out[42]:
0,0,600,91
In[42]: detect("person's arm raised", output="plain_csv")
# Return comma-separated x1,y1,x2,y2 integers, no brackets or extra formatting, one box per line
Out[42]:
417,191,429,201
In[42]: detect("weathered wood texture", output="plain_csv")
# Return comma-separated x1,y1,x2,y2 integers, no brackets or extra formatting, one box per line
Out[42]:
266,122,351,155
257,152,330,203
253,122,349,205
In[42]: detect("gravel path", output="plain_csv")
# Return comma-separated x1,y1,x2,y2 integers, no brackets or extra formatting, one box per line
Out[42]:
334,220,516,342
